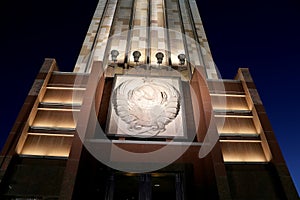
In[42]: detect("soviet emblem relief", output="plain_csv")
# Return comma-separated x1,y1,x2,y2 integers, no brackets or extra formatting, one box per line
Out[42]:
112,78,180,136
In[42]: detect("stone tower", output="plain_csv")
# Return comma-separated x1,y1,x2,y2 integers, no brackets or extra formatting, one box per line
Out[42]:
0,0,298,199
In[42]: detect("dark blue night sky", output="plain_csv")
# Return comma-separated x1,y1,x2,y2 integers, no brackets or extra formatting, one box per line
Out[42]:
0,0,299,195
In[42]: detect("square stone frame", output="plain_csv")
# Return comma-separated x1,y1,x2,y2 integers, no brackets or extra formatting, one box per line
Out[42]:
106,74,187,139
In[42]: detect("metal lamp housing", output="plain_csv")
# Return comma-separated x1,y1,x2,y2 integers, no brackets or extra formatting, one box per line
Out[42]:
155,52,164,64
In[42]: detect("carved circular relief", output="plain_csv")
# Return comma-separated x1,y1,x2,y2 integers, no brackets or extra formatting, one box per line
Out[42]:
112,78,180,136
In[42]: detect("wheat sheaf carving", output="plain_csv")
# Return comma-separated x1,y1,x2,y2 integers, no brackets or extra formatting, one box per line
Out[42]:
112,78,180,136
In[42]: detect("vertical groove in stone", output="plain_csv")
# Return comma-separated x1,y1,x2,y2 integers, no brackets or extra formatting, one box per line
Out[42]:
127,0,149,65
165,0,185,67
150,0,168,65
105,0,134,66
163,0,172,66
178,0,202,70
124,0,137,65
92,0,119,67
74,0,108,73
188,0,218,79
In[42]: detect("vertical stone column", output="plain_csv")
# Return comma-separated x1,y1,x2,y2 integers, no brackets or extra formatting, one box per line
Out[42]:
59,133,83,200
150,0,168,65
191,69,232,199
188,0,218,79
93,0,118,65
236,68,299,199
128,0,149,65
74,0,108,73
59,61,104,200
165,0,187,68
107,0,134,64
0,58,57,184
178,0,202,69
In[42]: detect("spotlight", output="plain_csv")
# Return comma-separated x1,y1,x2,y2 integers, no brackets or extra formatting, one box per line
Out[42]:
155,52,164,64
111,50,119,62
178,54,186,65
133,51,141,63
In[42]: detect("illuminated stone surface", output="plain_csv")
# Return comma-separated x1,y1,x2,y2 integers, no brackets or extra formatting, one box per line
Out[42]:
108,75,185,138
